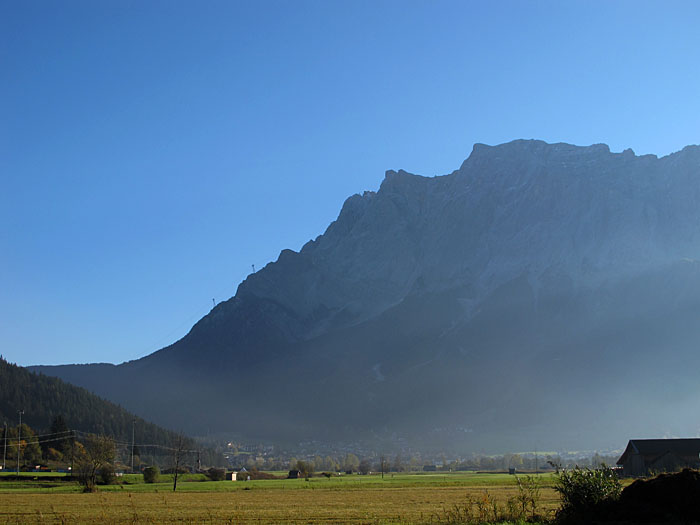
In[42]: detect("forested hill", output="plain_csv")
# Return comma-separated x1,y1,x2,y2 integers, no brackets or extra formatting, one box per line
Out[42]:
0,356,200,453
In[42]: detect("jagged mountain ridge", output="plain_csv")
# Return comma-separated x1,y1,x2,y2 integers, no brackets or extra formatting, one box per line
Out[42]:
219,140,700,348
32,139,700,452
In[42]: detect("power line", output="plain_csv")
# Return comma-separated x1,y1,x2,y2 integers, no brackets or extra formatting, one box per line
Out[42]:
20,430,73,439
8,424,204,459
70,430,200,453
15,436,78,446
1,427,74,439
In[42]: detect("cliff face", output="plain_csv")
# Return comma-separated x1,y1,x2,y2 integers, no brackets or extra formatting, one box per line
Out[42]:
32,140,700,452
234,140,700,335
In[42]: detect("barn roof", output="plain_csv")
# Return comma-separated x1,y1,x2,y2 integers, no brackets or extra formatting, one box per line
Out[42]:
617,439,700,465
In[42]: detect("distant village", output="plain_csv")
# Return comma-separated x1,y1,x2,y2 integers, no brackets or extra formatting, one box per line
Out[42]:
220,437,700,478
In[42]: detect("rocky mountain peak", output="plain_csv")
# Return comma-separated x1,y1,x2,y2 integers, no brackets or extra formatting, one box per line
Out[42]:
213,140,700,344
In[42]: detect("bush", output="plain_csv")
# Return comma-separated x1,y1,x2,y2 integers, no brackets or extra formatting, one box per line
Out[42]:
143,466,160,483
99,463,116,485
514,475,542,521
206,467,226,481
432,476,544,524
296,460,315,479
555,465,621,522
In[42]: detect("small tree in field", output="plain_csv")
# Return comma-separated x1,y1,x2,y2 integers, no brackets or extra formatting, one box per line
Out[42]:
75,434,115,492
296,460,315,480
171,433,188,492
143,465,160,483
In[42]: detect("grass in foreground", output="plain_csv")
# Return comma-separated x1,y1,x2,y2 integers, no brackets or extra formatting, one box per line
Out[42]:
0,472,560,523
0,486,558,524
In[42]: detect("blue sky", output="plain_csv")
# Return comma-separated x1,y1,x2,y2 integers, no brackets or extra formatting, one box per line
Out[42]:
2,0,699,366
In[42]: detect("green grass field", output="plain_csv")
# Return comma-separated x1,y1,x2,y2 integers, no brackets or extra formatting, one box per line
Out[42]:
0,471,70,477
0,471,561,523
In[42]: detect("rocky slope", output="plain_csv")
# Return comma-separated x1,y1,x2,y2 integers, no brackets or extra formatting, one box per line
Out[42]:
32,140,700,452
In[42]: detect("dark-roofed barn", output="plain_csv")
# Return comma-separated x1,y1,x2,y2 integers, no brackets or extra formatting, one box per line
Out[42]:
617,439,700,477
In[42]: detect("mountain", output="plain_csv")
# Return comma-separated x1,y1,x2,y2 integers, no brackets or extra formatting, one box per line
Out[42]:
31,140,700,453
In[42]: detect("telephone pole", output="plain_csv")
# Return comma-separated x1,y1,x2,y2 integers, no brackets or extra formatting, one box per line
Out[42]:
70,430,75,476
131,419,135,473
2,421,7,471
17,410,24,475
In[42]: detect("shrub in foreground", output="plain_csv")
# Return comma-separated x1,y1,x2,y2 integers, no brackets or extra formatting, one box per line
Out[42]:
433,475,545,524
554,465,621,522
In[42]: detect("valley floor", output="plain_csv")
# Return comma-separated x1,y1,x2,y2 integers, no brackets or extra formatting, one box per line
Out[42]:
0,472,560,524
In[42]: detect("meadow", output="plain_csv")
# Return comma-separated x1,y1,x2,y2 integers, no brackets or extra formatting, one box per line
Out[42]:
0,471,561,524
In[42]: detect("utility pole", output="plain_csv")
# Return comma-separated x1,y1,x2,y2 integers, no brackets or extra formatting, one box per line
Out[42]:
17,410,24,475
131,419,135,473
70,430,75,477
2,421,7,472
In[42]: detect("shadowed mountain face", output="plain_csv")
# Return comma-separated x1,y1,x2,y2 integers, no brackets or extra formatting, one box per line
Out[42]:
32,140,700,452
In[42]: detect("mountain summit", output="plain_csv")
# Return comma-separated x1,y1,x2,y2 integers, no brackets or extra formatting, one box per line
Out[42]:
33,140,700,452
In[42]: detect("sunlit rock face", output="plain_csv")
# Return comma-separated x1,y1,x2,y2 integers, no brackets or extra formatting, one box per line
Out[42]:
234,140,700,337
31,140,700,452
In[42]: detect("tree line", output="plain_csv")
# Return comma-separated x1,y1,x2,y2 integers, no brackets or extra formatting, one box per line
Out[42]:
226,449,618,475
